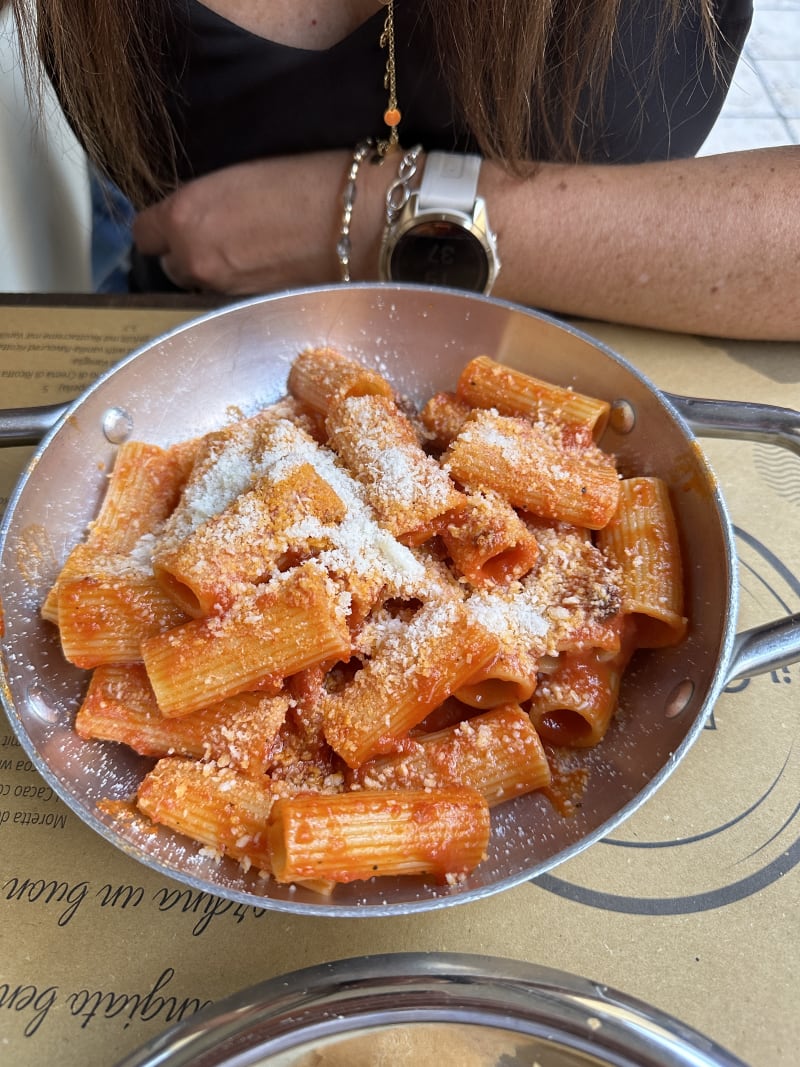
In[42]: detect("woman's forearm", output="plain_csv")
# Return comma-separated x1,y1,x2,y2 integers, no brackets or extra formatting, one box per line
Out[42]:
133,145,799,342
484,146,800,341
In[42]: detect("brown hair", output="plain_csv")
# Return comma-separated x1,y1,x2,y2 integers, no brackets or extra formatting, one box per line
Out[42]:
7,0,714,207
10,0,177,206
428,0,697,167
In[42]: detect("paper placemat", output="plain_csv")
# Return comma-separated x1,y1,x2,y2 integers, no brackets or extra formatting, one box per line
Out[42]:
1,304,798,1067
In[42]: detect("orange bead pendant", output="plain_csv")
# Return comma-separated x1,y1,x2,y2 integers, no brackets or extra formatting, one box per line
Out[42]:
383,107,402,128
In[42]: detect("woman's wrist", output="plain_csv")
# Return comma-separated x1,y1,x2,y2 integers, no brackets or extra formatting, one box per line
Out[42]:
346,146,414,282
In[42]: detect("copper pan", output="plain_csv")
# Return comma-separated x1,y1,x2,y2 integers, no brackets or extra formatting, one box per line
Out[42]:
1,283,799,916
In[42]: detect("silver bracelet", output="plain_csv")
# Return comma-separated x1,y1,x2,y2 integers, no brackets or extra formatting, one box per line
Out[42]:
384,144,424,228
337,140,376,283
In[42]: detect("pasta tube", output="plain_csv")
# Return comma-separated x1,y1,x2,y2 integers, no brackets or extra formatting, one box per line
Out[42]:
325,393,467,545
57,561,188,669
516,522,622,656
153,461,346,615
444,409,619,530
322,597,500,767
287,346,394,413
142,561,352,717
137,757,273,872
42,439,194,623
442,489,539,587
454,648,539,708
456,355,610,440
353,704,551,805
419,390,473,450
268,786,490,884
528,639,634,747
595,476,687,647
76,664,289,775
153,410,310,559
86,440,193,553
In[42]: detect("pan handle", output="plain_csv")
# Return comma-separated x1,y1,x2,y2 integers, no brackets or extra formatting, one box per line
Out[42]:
0,404,70,447
724,612,800,685
5,394,797,450
663,393,800,457
666,392,800,681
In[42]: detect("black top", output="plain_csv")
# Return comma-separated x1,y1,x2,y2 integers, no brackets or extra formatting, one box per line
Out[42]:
131,0,753,289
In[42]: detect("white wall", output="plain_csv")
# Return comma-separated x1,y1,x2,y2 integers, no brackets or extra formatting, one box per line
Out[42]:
0,6,91,291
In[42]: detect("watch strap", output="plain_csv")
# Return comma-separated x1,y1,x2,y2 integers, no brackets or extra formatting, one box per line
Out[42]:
417,152,482,213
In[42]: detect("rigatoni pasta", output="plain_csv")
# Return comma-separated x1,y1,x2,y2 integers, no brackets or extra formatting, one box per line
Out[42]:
595,476,688,648
141,561,352,717
322,596,500,768
528,639,635,747
137,757,273,872
153,461,347,616
456,355,611,440
56,558,189,668
287,345,395,415
76,664,289,774
268,786,491,885
442,489,539,587
47,349,687,895
325,392,468,545
443,408,620,530
351,704,552,806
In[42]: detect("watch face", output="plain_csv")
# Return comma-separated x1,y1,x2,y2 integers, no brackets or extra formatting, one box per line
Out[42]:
389,220,490,292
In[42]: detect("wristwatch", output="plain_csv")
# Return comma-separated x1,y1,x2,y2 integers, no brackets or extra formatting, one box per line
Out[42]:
379,151,500,294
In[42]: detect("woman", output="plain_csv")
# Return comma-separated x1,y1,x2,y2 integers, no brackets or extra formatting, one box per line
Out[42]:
8,0,799,338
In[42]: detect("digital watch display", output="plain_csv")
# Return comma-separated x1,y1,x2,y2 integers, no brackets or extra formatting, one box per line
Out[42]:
388,218,491,291
379,153,500,294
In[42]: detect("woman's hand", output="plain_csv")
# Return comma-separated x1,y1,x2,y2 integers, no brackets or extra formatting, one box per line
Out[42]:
132,150,387,294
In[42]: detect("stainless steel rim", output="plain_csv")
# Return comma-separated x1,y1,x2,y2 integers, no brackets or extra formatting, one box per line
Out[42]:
113,952,749,1067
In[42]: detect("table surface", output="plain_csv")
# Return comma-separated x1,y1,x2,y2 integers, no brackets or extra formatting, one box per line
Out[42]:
0,295,798,1067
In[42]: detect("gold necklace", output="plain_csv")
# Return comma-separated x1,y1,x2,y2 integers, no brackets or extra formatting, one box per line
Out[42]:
378,0,401,155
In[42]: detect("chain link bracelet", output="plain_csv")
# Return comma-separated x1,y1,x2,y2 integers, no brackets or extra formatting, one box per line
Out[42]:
337,140,377,283
384,144,424,228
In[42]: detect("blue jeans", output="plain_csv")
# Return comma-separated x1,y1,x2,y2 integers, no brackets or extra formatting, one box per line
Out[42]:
90,169,135,292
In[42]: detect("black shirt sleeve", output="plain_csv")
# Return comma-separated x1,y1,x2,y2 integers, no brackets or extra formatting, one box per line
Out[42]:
130,0,753,290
